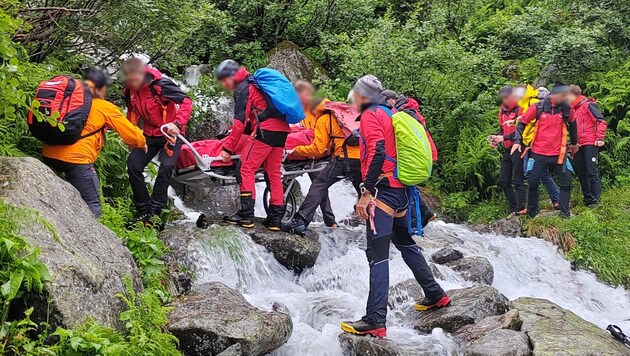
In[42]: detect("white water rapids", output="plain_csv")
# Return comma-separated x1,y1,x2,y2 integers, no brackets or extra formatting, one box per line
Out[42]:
170,179,630,355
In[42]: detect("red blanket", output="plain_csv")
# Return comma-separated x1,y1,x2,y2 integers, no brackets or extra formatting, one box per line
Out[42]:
176,127,324,170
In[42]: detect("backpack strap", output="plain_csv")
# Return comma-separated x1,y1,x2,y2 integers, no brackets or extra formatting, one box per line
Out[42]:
148,82,169,123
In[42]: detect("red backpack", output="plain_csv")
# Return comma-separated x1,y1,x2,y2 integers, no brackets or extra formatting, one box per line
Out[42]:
28,75,93,145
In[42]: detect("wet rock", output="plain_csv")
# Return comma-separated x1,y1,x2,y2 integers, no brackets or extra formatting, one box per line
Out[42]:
388,278,424,310
168,282,292,356
249,224,321,272
447,257,494,285
173,180,239,220
338,334,398,356
0,157,142,330
268,41,329,83
408,285,511,333
216,343,242,356
473,216,523,237
431,248,464,264
465,329,531,356
514,297,630,355
454,309,522,345
431,264,445,280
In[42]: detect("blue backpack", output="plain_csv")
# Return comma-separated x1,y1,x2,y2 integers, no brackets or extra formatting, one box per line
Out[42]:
250,68,305,124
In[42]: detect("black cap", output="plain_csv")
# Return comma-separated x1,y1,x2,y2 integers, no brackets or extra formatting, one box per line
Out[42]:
381,89,398,100
499,85,513,97
83,67,110,89
215,59,240,79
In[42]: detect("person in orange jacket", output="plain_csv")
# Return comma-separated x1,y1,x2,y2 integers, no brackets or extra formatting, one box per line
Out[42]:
282,95,362,235
294,81,337,227
43,68,146,217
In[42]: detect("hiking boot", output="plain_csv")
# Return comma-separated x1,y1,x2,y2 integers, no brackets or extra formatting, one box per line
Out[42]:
327,223,339,228
340,319,386,337
224,194,255,228
281,215,308,236
414,294,451,311
265,205,286,231
126,212,155,230
196,214,210,229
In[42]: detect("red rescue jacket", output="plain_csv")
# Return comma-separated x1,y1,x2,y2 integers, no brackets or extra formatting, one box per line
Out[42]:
123,67,193,137
497,104,521,148
515,98,577,157
572,95,607,147
398,97,439,161
222,67,290,153
358,98,404,195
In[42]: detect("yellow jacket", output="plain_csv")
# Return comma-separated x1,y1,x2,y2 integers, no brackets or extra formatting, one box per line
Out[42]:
294,99,360,159
517,85,540,145
43,99,146,164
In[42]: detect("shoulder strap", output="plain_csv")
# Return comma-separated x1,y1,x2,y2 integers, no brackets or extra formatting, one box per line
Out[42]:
379,105,393,118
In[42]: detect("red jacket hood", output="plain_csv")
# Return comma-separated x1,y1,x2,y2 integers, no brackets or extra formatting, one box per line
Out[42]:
234,66,250,83
571,95,596,109
403,98,420,111
144,66,163,84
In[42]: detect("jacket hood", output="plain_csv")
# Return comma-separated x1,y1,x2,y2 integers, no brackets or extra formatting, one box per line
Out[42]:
312,98,330,118
402,97,420,111
234,66,250,83
571,95,593,108
144,66,163,84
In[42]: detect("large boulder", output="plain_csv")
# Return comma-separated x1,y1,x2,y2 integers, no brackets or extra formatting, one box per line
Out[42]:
338,333,450,356
187,95,234,142
388,278,424,310
338,334,398,356
0,157,142,329
408,286,511,333
267,41,329,83
168,282,292,356
249,224,321,272
465,329,531,356
454,309,522,346
447,257,494,285
514,297,630,355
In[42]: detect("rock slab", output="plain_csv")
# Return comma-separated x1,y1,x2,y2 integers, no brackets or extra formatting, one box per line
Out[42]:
454,309,522,345
0,157,142,329
168,282,292,356
410,285,511,333
514,297,630,355
465,329,531,356
339,334,398,356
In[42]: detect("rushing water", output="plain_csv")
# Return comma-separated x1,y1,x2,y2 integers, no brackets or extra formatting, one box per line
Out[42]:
171,181,630,355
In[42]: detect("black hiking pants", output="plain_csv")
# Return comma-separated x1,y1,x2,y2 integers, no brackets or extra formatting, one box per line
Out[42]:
572,145,601,205
498,149,526,212
43,157,102,217
525,153,573,217
127,136,182,215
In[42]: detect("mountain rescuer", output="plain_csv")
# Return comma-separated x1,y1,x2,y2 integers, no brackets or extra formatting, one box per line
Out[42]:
123,57,193,225
382,89,438,229
293,81,337,227
42,68,146,217
567,85,606,206
215,59,290,230
340,75,450,338
512,83,578,218
489,86,526,216
282,96,363,235
512,84,560,210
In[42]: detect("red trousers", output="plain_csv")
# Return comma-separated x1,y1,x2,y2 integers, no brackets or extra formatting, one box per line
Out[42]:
238,138,284,206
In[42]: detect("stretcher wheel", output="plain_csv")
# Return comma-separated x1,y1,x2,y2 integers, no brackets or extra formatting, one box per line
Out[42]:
262,185,297,224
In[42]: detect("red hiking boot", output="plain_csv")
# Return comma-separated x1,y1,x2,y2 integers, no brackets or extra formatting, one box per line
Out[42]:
340,319,387,337
414,294,452,311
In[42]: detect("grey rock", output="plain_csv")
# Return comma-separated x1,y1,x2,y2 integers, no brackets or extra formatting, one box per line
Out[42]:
267,41,329,83
168,282,292,356
249,224,321,272
339,334,398,356
454,309,522,346
431,248,464,264
388,278,425,310
465,329,531,356
217,343,242,356
514,297,630,355
0,157,142,329
431,264,445,280
472,216,523,237
408,285,511,333
447,256,494,285
173,180,239,220
187,95,234,142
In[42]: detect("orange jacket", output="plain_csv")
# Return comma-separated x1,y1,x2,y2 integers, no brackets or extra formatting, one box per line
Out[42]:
294,100,360,159
299,102,319,130
42,99,146,164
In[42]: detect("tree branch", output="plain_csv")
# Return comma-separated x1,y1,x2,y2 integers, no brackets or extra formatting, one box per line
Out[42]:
18,7,95,14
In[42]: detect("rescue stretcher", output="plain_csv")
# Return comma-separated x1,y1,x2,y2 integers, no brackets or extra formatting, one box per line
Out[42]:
161,125,329,221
